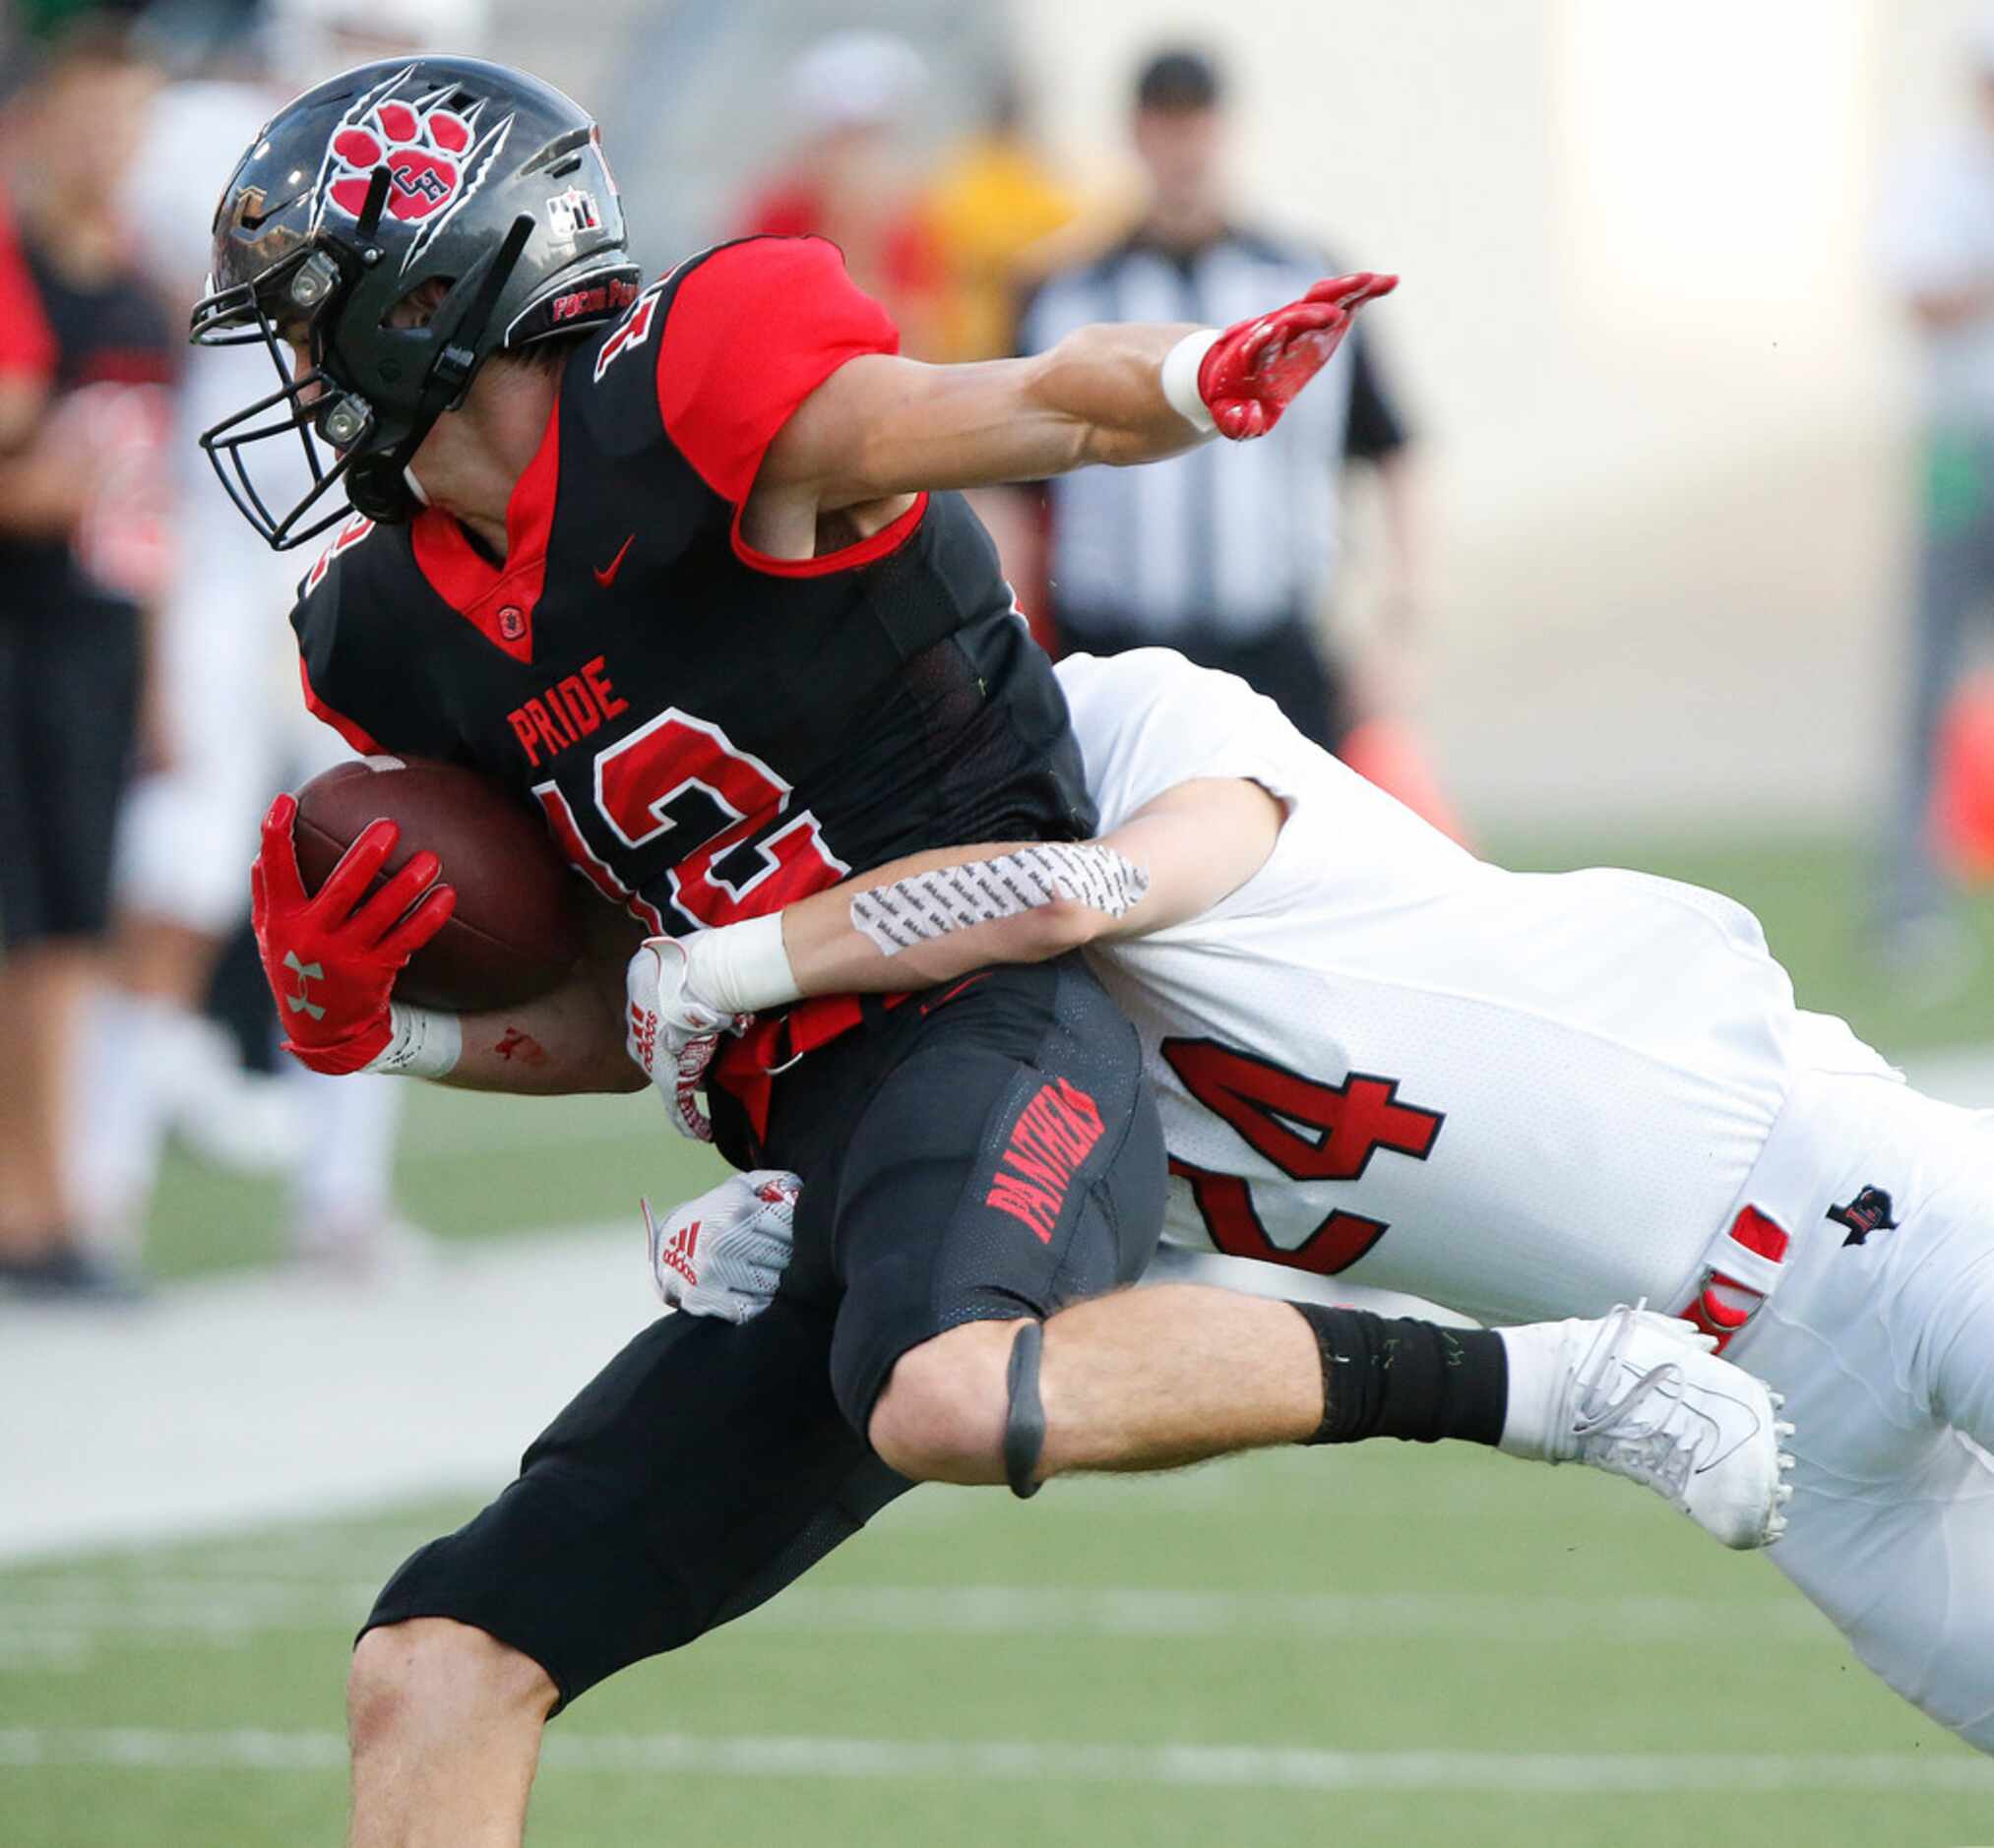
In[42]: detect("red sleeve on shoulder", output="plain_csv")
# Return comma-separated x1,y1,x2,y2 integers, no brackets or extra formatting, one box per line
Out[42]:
297,655,384,757
0,193,54,386
656,236,899,506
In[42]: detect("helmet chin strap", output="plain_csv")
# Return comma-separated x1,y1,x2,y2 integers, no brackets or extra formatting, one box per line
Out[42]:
346,445,425,524
341,210,536,527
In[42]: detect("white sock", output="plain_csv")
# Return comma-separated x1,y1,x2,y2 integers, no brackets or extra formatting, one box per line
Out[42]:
1496,1320,1587,1462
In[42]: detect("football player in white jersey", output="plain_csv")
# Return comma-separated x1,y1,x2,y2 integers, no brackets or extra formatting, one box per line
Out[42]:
617,647,1994,1756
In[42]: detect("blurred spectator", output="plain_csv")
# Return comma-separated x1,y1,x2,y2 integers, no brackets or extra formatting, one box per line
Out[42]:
1016,46,1448,829
919,70,1078,364
1877,7,1994,986
78,0,485,1278
0,23,168,1299
734,30,945,354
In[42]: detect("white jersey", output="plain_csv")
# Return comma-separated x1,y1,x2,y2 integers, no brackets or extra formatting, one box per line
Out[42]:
1056,649,1893,1327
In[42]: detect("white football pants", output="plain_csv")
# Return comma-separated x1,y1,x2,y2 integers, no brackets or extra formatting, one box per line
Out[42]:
1726,1068,1994,1754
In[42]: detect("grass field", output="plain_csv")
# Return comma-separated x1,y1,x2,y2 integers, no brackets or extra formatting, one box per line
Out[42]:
4,1453,1990,1845
6,829,1992,1844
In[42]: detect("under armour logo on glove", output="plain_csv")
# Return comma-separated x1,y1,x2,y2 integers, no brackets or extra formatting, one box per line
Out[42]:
251,793,456,1077
282,950,327,1020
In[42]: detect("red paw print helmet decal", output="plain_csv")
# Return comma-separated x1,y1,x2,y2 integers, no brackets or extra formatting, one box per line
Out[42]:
329,100,467,223
313,68,513,271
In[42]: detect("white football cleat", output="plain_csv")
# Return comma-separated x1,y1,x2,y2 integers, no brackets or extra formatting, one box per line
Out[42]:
1563,1306,1794,1550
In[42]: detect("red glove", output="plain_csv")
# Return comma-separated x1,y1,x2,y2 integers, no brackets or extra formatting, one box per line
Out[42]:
250,792,457,1076
1195,272,1399,441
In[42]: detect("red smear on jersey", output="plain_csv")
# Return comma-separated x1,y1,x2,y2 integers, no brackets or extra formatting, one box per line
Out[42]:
655,235,900,511
409,380,562,662
298,655,384,756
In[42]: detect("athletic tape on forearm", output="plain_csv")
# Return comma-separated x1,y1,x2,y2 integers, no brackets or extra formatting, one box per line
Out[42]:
681,913,800,1015
848,843,1151,957
1159,328,1220,436
366,1004,462,1079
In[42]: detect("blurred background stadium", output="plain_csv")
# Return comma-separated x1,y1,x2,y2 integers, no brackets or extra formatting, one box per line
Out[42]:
3,0,1993,1841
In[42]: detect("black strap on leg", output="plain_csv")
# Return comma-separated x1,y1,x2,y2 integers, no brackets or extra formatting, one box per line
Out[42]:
1003,1320,1047,1500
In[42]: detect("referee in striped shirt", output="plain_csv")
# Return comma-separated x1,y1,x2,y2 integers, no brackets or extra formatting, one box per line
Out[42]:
1017,47,1420,754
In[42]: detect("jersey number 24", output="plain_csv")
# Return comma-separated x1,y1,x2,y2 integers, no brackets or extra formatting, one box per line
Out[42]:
1162,1038,1445,1274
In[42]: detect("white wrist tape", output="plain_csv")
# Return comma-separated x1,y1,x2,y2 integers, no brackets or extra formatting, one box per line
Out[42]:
1159,328,1221,436
682,913,800,1014
849,843,1151,956
366,1004,463,1079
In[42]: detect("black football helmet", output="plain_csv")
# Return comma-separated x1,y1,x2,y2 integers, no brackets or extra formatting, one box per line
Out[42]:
191,57,642,548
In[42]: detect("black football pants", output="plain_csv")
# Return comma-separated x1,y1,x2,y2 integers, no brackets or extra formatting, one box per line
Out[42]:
362,955,1163,1709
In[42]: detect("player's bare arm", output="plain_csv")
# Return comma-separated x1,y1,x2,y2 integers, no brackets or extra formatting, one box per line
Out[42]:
619,778,1284,1132
743,273,1399,560
440,899,646,1096
780,775,1284,994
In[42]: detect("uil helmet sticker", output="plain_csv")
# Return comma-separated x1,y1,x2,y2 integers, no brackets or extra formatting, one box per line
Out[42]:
310,66,515,274
545,186,601,243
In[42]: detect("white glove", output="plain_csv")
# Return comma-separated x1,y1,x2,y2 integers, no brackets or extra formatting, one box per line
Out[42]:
642,1169,801,1324
625,936,750,1143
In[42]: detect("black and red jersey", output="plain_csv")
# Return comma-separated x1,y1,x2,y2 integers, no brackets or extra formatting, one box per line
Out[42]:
292,235,1092,954
0,188,177,614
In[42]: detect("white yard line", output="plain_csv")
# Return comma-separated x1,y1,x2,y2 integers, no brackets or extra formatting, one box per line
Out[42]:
0,1583,1835,1647
0,1726,1988,1792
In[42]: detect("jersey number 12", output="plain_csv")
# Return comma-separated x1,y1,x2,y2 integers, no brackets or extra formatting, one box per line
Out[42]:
533,707,848,935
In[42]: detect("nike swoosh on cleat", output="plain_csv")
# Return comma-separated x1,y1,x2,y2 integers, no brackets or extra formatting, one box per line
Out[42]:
593,533,636,586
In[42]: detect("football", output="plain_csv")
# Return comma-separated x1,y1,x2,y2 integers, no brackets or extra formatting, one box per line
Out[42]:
291,756,587,1012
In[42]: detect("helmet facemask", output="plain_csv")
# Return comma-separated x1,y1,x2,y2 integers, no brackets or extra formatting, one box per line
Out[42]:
193,205,532,546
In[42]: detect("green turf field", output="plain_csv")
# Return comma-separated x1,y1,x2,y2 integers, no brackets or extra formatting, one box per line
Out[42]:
3,1448,1988,1845
8,828,1991,1843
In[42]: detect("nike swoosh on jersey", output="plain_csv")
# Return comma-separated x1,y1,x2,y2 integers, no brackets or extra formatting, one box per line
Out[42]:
593,533,636,586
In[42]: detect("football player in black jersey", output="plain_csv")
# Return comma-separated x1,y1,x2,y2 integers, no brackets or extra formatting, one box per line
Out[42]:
193,59,1440,1840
